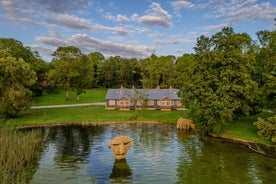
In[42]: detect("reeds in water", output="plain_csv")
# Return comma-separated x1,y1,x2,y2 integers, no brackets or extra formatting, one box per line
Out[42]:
0,128,44,184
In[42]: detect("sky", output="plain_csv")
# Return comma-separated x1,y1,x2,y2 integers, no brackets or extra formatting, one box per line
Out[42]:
0,0,275,61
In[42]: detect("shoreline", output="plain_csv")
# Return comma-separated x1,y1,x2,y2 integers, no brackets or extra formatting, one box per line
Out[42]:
16,121,276,158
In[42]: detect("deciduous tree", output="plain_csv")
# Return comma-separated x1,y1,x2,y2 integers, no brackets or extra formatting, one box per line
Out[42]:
0,51,36,117
178,27,258,134
49,46,82,101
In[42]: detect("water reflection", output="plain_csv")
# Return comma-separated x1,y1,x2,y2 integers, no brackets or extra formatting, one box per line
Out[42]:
110,159,132,179
27,123,276,184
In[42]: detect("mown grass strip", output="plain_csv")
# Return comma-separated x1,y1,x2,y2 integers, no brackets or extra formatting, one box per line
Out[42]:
32,88,107,106
1,106,189,127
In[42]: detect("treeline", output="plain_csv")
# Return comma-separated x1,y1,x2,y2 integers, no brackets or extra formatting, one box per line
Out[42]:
0,27,275,135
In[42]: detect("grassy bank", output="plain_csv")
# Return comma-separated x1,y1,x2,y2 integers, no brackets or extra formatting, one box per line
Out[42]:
1,106,188,128
0,128,44,184
220,112,275,145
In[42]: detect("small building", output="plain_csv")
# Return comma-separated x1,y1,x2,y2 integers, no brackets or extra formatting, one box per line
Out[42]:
105,87,185,111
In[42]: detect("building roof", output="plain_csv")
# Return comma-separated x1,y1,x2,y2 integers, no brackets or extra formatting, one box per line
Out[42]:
105,88,181,100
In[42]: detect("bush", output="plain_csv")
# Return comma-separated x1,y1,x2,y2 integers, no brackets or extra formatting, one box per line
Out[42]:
253,115,276,143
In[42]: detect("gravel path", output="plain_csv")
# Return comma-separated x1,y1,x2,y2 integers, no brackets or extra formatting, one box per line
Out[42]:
31,102,105,109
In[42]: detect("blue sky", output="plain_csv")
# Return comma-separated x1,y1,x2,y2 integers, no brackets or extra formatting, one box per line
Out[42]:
0,0,275,61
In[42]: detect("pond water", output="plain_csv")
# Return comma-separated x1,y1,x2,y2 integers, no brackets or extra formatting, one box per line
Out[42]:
28,123,275,184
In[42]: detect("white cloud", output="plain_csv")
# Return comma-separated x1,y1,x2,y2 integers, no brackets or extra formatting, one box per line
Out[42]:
155,36,192,46
49,13,92,30
116,14,129,22
209,0,276,24
137,3,172,28
36,36,66,47
36,34,155,59
171,1,195,10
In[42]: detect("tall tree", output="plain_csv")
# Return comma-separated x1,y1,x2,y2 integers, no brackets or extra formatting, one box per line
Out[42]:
178,27,258,134
49,46,82,101
141,54,176,89
254,30,276,111
0,50,36,117
87,52,105,87
71,54,94,101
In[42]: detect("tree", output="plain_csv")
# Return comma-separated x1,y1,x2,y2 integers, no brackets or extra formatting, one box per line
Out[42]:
178,27,258,134
49,46,82,101
254,115,276,143
0,38,48,96
254,30,276,111
71,54,94,101
0,50,36,117
141,54,176,89
87,52,105,87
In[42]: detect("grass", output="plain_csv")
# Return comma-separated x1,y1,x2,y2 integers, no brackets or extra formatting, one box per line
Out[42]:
0,128,44,184
32,88,107,106
1,106,189,128
221,112,275,145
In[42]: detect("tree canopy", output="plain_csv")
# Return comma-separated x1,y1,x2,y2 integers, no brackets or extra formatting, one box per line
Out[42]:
0,51,36,117
178,27,259,134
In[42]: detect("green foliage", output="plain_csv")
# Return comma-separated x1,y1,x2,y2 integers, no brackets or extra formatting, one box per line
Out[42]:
49,46,83,101
254,30,276,111
141,54,176,89
178,27,259,134
0,53,37,117
0,38,49,97
254,115,276,143
71,55,94,101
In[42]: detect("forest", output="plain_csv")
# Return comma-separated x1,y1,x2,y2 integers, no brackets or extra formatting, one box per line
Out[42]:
0,27,275,136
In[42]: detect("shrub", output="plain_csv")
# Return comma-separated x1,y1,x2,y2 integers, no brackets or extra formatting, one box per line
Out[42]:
253,115,276,143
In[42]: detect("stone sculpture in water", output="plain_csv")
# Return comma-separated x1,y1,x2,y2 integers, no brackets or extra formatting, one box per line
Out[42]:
176,117,196,130
109,136,132,160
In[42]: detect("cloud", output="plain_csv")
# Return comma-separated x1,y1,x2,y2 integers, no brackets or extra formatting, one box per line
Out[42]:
209,0,276,24
137,3,172,28
37,0,93,13
116,14,129,22
28,44,53,57
171,1,195,11
48,13,92,30
36,37,66,47
155,36,192,46
201,23,229,32
36,34,155,59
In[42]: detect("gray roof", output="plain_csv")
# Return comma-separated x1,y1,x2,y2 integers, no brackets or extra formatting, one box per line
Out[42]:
105,89,181,100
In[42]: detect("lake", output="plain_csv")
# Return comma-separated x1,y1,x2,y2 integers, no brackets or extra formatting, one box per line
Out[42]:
27,123,275,184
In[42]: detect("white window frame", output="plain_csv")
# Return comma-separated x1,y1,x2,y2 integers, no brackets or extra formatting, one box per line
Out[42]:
109,100,115,105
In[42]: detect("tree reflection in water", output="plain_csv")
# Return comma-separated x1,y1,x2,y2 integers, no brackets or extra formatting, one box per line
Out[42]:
110,159,132,179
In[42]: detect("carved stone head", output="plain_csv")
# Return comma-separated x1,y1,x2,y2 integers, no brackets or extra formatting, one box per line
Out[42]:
109,136,132,160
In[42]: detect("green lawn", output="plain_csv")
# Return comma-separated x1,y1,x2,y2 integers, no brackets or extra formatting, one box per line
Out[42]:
32,88,107,106
1,106,188,128
221,112,275,145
